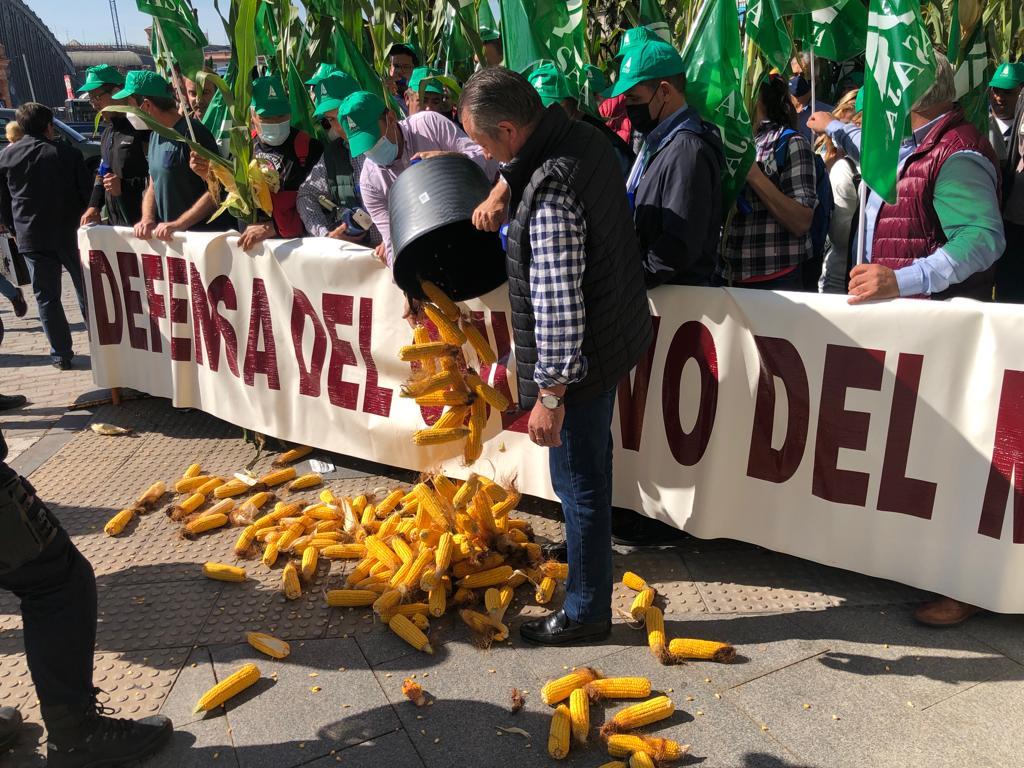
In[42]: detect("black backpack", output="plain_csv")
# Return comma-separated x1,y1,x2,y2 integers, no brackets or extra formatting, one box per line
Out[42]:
773,128,834,265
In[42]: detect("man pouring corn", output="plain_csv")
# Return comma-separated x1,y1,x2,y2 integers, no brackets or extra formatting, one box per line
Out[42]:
460,68,653,645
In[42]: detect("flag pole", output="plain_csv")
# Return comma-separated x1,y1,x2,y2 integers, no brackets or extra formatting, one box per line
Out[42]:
809,49,816,108
154,18,198,142
854,180,868,266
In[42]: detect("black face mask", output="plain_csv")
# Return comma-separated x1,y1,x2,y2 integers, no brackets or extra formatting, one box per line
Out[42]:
626,92,666,135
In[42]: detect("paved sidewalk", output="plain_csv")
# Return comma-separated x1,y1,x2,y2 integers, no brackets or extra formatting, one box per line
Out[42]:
0,285,1022,768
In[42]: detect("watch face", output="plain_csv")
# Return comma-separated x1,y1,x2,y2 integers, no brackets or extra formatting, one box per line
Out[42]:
541,394,561,409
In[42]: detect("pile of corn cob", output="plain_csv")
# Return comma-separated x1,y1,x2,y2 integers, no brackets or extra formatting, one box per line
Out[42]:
401,281,511,463
542,666,688,764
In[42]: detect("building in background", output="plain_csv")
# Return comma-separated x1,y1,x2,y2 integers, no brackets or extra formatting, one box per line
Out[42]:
0,0,76,107
66,44,155,79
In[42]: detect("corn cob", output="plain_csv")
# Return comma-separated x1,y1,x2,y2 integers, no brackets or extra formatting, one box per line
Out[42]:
170,492,206,519
104,509,134,536
372,587,402,615
377,512,403,539
246,631,290,659
629,753,656,768
252,502,298,531
389,602,429,617
411,325,437,374
461,319,497,366
423,302,467,345
402,676,428,706
202,562,247,582
622,571,648,591
278,561,301,600
195,477,226,497
402,369,463,399
288,473,322,491
409,613,430,632
465,397,486,464
482,481,508,503
413,426,470,445
300,546,319,581
413,483,452,530
183,463,202,479
399,342,459,362
667,638,737,664
535,576,556,604
433,406,470,431
541,667,600,705
175,475,212,493
360,504,376,526
214,479,251,499
273,446,313,466
606,734,688,762
452,586,477,606
521,542,543,562
597,763,628,768
325,589,378,607
345,558,374,585
388,613,433,654
414,391,472,408
458,565,513,589
428,585,446,617
601,696,675,736
185,512,229,536
234,525,257,555
364,535,401,569
391,536,414,565
630,587,656,622
259,467,297,487
452,475,480,509
433,531,454,573
400,548,434,590
421,280,461,321
354,579,391,593
569,688,590,744
276,520,306,551
466,373,510,412
484,585,513,626
375,489,404,519
541,561,570,580
136,481,167,508
322,543,367,560
262,540,280,568
193,663,260,713
585,677,652,702
645,606,668,662
548,704,571,759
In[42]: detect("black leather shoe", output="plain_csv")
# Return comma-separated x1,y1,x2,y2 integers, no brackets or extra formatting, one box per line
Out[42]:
611,508,688,547
0,706,21,751
0,394,26,411
519,608,611,646
52,357,74,371
541,541,568,562
10,290,27,318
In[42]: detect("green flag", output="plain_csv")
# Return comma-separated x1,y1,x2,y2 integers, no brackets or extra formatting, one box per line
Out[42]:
202,63,235,154
792,0,868,62
638,0,672,43
330,26,384,94
286,58,318,135
861,0,936,204
682,0,755,207
478,0,500,39
255,2,279,62
500,0,586,75
948,0,991,135
136,0,208,78
745,0,793,72
443,0,477,80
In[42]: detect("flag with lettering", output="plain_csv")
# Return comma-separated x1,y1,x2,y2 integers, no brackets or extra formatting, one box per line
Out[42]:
682,0,755,207
861,0,936,203
744,0,793,72
638,0,672,43
792,0,868,62
500,0,586,74
442,0,477,80
948,0,991,135
136,0,208,78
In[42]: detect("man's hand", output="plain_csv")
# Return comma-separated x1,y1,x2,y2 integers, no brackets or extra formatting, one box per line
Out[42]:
373,243,389,267
81,207,101,226
806,111,834,135
134,219,157,239
472,180,510,232
189,151,211,179
154,221,181,241
102,173,122,197
402,295,424,328
411,150,462,162
328,222,368,243
238,222,276,251
847,263,899,304
528,400,564,448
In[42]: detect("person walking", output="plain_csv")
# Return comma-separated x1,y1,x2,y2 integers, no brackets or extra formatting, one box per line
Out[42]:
0,103,91,370
460,67,653,645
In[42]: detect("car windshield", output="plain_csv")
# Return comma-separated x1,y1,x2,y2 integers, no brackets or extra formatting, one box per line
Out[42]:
54,118,87,142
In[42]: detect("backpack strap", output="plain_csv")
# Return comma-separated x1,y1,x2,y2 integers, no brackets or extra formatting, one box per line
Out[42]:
293,131,311,167
773,127,799,173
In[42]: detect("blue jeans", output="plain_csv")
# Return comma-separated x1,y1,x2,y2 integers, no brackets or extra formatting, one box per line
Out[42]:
22,249,86,362
0,273,18,301
548,387,616,624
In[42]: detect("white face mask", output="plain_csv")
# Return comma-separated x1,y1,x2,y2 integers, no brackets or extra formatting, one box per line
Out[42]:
258,121,291,146
126,112,149,130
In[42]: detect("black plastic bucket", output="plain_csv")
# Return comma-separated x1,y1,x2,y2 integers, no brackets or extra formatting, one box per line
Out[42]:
389,155,507,301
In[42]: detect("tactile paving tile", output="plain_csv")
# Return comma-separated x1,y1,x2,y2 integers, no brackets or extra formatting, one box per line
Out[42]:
808,562,926,607
685,551,835,613
96,579,222,651
0,591,22,635
612,550,707,617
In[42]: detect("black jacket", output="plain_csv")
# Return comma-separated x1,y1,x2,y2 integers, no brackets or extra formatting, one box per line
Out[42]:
89,116,149,227
632,106,724,287
503,106,652,409
1004,96,1024,208
0,135,92,252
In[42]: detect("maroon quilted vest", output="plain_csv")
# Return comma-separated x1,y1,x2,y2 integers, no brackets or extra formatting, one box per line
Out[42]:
872,107,1001,300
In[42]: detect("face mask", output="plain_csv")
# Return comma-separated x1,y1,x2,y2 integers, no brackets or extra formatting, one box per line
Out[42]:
626,92,665,135
258,121,291,146
394,77,409,95
126,112,149,130
365,133,399,167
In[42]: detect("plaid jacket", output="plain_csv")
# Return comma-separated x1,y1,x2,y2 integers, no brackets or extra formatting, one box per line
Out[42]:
721,123,817,282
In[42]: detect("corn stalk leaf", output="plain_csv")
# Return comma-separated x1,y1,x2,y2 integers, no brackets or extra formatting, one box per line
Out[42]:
96,105,230,169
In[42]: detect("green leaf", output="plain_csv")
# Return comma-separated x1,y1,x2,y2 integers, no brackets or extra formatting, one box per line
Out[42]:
98,105,230,169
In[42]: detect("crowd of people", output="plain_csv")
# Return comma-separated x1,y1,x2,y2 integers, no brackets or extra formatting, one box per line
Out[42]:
0,22,1021,767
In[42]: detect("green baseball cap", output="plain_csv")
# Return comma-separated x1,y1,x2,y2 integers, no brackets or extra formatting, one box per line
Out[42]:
312,71,359,118
251,74,290,117
113,70,173,100
306,63,340,87
338,90,387,157
609,40,685,98
409,66,445,96
990,62,1024,90
78,64,125,93
615,26,656,59
530,62,573,107
854,87,864,114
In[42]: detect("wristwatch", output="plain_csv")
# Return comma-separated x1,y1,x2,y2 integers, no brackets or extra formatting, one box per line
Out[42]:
539,393,564,410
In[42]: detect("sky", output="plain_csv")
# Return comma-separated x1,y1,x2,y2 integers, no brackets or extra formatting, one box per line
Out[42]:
28,0,230,47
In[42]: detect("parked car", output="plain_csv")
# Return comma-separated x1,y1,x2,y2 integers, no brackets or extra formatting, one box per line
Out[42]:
0,108,102,172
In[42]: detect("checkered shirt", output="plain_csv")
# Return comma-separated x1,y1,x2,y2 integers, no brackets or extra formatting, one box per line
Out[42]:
527,179,588,389
720,123,817,282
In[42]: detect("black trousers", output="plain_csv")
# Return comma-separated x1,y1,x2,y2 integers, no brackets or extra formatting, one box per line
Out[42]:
0,512,97,710
995,220,1024,304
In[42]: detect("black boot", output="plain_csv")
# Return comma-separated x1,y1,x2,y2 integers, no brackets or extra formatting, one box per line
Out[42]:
42,690,172,768
0,706,22,751
611,507,689,547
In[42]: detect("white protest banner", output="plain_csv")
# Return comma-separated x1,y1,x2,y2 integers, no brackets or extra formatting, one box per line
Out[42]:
80,226,1024,613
